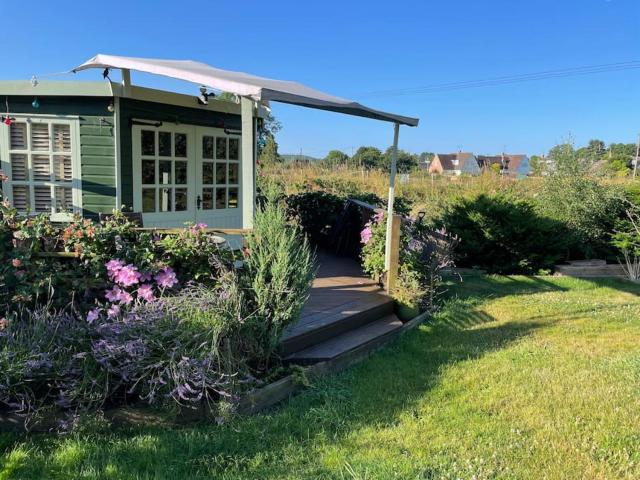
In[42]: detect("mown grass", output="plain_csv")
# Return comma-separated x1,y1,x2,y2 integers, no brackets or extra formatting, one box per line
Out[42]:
1,275,640,479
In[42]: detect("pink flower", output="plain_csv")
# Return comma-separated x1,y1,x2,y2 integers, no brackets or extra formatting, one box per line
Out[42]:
105,286,122,303
107,305,121,318
114,264,141,287
0,318,7,330
105,259,125,279
373,211,384,223
87,308,100,323
14,270,25,279
360,226,373,245
117,290,134,305
137,284,155,302
155,267,178,289
0,171,8,183
12,258,22,268
189,223,208,234
139,272,153,283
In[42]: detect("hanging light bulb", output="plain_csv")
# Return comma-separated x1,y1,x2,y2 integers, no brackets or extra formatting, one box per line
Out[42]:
30,75,39,87
32,97,40,109
107,102,115,113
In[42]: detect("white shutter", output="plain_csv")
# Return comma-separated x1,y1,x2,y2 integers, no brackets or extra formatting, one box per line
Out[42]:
53,155,72,181
52,124,71,152
10,154,28,181
10,123,27,150
34,186,52,213
32,155,51,181
55,186,73,211
30,123,50,151
11,186,30,211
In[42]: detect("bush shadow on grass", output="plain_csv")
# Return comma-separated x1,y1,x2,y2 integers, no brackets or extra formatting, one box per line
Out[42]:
3,303,548,479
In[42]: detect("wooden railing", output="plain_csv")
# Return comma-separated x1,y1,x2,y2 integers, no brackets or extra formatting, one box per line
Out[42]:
32,228,253,259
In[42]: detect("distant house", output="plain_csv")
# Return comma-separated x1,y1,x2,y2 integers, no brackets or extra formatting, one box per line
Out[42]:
477,154,531,177
428,152,479,176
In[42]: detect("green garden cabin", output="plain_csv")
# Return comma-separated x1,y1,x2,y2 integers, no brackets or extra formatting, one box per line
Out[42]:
0,80,267,229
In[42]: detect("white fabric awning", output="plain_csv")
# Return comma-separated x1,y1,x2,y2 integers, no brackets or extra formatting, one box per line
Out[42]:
72,54,419,127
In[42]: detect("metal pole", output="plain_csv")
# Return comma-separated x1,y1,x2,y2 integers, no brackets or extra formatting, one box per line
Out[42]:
634,133,639,179
385,123,400,272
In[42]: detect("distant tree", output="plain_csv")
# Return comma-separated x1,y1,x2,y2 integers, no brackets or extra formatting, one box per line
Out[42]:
381,147,418,173
529,155,546,176
576,139,606,163
218,91,282,155
419,152,434,164
258,135,281,166
548,142,585,176
351,146,383,169
323,150,349,167
606,142,636,176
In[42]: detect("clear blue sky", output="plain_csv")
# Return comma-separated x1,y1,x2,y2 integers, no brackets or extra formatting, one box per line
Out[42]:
1,0,638,157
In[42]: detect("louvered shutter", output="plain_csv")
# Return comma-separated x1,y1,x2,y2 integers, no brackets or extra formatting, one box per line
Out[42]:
34,186,52,213
31,123,50,151
10,123,27,150
52,125,71,152
32,155,51,181
10,154,28,181
11,186,30,211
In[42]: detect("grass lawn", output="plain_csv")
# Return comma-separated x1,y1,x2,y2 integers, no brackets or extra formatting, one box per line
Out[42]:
2,275,640,479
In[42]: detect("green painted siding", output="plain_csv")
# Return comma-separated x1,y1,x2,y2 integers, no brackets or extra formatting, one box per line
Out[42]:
118,98,241,210
3,96,116,217
79,116,116,216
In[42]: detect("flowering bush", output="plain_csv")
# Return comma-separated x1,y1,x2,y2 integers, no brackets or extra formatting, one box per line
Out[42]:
360,211,386,280
360,209,459,315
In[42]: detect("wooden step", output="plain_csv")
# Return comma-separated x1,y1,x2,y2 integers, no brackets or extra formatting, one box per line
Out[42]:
279,295,394,356
555,264,626,278
285,314,403,364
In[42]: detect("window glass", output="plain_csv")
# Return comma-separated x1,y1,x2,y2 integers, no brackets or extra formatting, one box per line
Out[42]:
159,188,173,212
142,188,155,212
142,160,155,184
141,130,155,156
229,138,239,160
175,188,188,211
228,188,238,209
203,163,214,184
175,162,187,184
175,133,187,157
159,160,172,184
202,136,214,159
159,132,172,157
228,163,239,184
215,137,227,160
31,124,50,151
202,188,213,210
215,187,226,209
216,162,227,184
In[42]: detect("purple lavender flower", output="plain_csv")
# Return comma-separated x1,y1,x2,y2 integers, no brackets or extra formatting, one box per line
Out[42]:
107,304,121,318
87,308,101,323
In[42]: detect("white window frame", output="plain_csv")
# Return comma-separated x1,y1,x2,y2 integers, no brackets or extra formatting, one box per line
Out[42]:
0,114,82,221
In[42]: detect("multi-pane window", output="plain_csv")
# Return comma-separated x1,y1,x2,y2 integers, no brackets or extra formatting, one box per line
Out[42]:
201,135,239,210
2,119,77,217
140,129,189,213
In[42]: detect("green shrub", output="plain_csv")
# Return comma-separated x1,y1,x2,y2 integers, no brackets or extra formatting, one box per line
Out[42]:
285,191,344,247
537,174,623,258
242,201,315,366
439,194,570,274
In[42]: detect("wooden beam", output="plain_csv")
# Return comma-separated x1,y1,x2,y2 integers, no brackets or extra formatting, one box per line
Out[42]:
241,96,256,228
385,122,400,272
386,214,402,293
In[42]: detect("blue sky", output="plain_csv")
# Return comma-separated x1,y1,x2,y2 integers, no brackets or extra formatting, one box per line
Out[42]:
0,0,638,157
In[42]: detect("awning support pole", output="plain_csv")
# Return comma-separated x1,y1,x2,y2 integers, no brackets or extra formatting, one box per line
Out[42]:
384,122,400,285
241,96,256,228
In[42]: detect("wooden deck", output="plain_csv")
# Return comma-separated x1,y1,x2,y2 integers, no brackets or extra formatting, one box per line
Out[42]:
280,252,400,361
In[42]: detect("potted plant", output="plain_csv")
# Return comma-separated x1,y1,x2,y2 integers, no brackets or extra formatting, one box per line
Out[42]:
392,267,424,322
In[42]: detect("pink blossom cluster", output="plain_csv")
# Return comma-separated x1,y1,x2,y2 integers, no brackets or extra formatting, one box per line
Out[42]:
189,223,208,235
88,260,179,322
360,211,385,245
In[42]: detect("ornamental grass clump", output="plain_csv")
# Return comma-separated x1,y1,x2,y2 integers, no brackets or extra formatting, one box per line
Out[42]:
241,200,315,366
0,307,106,421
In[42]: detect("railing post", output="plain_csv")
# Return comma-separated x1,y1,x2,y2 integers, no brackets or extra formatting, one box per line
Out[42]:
386,214,401,293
